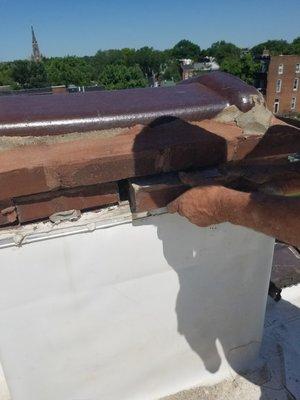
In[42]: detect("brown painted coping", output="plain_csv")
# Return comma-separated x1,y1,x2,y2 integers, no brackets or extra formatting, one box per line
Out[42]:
0,72,259,137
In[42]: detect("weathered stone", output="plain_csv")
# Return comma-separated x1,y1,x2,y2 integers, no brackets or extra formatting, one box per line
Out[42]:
235,100,273,135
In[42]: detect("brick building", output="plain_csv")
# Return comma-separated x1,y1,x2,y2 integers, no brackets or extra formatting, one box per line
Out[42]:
266,55,300,115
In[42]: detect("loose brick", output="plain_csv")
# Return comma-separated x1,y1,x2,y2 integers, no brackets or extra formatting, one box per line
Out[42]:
0,202,18,227
15,183,119,223
0,119,298,204
243,123,300,159
0,120,243,201
129,174,188,213
129,161,300,213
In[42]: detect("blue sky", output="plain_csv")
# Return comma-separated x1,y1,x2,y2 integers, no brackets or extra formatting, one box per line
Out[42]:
0,0,299,61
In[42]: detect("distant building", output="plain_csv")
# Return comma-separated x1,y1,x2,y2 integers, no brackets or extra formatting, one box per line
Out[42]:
31,26,42,62
266,55,300,116
160,80,176,87
0,85,105,97
253,50,270,96
241,48,250,55
254,53,300,116
0,85,11,94
180,57,220,80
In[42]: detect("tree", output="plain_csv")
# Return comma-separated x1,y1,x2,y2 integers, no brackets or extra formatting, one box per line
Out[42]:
98,64,147,90
206,41,241,64
172,40,201,60
11,60,31,87
44,56,92,86
11,60,49,88
220,57,242,77
120,48,137,67
28,62,49,88
93,49,125,68
250,40,291,56
291,37,300,55
91,49,138,80
161,61,181,82
134,46,164,78
93,47,167,80
240,53,260,84
0,63,15,86
220,53,259,85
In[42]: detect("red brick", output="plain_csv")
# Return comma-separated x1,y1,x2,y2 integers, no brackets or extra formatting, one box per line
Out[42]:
15,183,119,223
0,120,242,201
266,55,300,115
129,174,187,213
0,119,298,204
129,159,300,213
0,205,18,227
241,123,300,160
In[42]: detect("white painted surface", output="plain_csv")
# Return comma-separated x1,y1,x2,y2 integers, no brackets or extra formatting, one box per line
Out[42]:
0,363,10,400
163,285,300,400
0,212,274,400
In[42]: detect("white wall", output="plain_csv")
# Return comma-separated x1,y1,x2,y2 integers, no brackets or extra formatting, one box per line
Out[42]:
0,212,274,400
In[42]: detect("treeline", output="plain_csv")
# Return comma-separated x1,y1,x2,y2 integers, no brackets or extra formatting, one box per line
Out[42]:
0,37,299,91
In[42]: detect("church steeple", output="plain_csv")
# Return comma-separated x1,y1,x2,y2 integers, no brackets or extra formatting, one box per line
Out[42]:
31,26,42,62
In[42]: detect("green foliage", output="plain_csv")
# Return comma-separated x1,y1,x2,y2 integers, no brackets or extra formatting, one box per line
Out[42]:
206,41,241,63
220,57,242,76
91,48,138,80
44,56,93,86
240,53,260,84
161,61,181,82
0,63,15,86
250,40,291,56
291,37,300,55
11,60,49,88
135,46,166,77
93,47,167,79
98,64,147,90
1,36,299,91
220,53,260,85
172,40,201,60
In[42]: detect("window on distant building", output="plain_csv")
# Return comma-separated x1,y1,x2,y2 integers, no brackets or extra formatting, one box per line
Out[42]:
296,63,300,73
291,97,297,110
274,98,280,114
293,78,299,91
278,64,284,74
276,79,282,93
